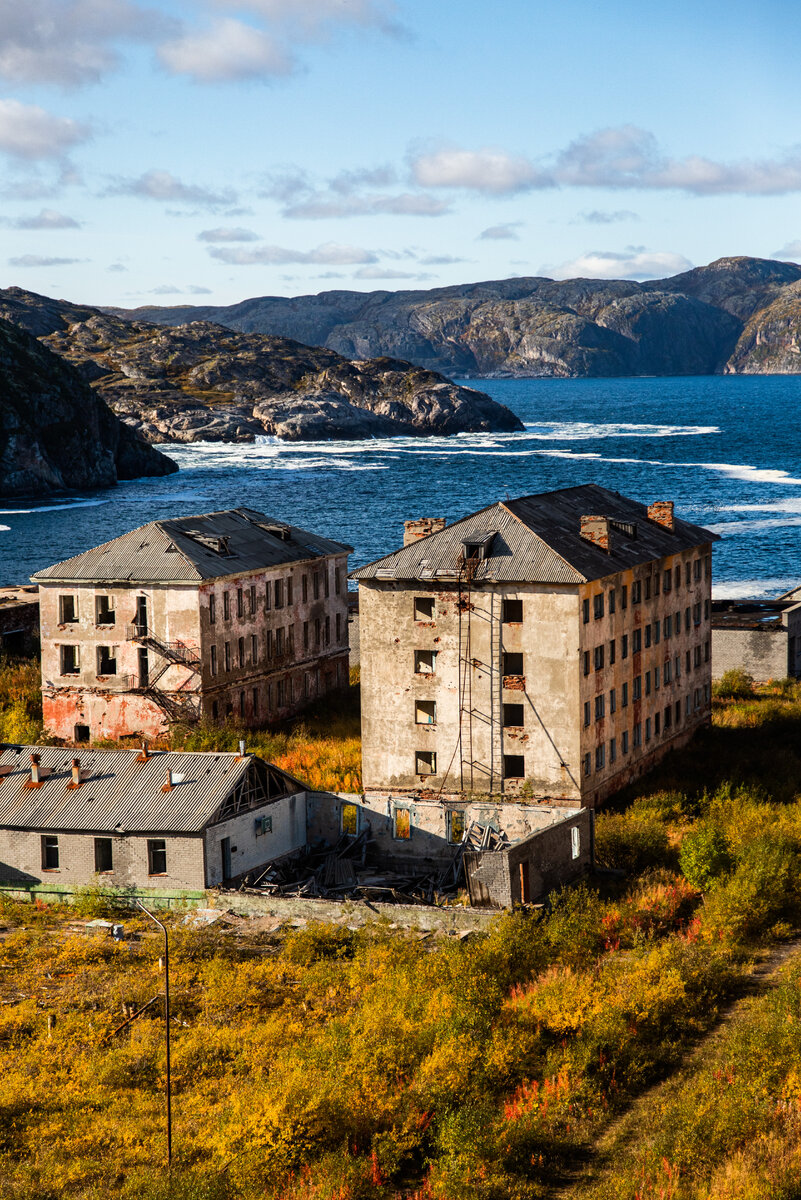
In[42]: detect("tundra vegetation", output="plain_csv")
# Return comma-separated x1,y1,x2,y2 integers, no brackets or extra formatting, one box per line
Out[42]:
1,660,801,1198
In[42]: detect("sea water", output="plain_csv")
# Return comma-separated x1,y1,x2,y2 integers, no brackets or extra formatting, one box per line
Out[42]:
2,374,801,595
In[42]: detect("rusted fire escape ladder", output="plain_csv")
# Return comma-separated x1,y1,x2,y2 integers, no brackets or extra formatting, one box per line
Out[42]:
488,590,503,795
126,623,202,724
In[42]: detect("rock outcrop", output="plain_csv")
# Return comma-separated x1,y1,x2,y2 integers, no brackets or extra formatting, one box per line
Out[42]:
0,288,523,443
0,317,177,497
106,256,801,378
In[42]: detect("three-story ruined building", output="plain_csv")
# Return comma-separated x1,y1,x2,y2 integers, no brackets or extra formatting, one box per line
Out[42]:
33,508,351,742
352,485,717,808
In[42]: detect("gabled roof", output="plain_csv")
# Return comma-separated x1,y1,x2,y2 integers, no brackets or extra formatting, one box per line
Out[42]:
351,485,718,585
32,508,352,584
0,745,301,834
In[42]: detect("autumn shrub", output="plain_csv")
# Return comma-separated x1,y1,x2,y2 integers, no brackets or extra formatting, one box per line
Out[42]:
703,834,801,943
594,812,672,874
679,826,733,891
713,668,755,700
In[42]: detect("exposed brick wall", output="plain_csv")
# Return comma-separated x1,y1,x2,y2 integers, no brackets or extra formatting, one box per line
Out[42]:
711,628,789,681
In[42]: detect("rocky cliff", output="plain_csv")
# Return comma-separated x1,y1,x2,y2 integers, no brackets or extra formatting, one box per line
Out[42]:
0,317,177,497
0,288,522,443
107,256,801,378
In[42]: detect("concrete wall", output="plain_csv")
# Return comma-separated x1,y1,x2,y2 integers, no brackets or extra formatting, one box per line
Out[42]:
204,791,307,885
712,608,801,681
0,828,207,890
217,889,498,931
358,543,714,809
465,808,591,908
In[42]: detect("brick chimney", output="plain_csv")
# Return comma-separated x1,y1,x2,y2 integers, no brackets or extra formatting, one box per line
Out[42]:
648,500,675,531
70,758,81,788
580,515,611,551
30,753,40,785
403,517,446,547
162,769,174,793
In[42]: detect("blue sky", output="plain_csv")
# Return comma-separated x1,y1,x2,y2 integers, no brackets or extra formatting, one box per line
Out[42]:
1,0,800,306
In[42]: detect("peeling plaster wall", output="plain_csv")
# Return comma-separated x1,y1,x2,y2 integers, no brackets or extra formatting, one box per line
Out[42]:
204,791,307,886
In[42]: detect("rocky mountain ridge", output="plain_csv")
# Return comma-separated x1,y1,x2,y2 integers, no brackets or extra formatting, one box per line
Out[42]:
0,318,176,497
0,288,522,443
106,257,801,378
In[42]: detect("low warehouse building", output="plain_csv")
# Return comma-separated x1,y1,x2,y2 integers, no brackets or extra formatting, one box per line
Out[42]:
711,598,801,681
0,744,305,893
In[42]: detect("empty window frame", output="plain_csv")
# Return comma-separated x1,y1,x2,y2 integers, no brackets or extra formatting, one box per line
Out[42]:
252,688,259,715
97,646,117,676
236,588,244,618
503,652,524,676
287,578,294,605
336,612,341,643
503,702,524,727
251,634,258,664
147,839,167,875
594,644,605,671
584,752,592,776
632,675,642,701
447,810,466,845
275,580,284,609
583,598,590,624
645,577,652,601
645,717,652,742
94,837,113,873
622,634,629,660
237,636,245,668
609,639,616,665
622,729,629,754
95,595,115,625
583,651,591,676
593,593,604,620
41,835,59,870
644,623,652,648
275,628,285,656
416,750,436,775
249,584,257,615
302,574,308,602
595,694,605,721
209,593,216,625
609,737,617,763
633,722,642,747
414,649,436,674
595,744,605,770
264,584,271,611
583,701,591,727
239,691,246,717
303,621,309,651
622,681,629,707
502,598,523,623
393,807,411,839
60,645,80,675
341,802,359,837
631,581,642,604
415,699,437,724
414,596,435,621
632,629,642,653
610,687,617,714
609,589,616,614
210,645,218,676
503,754,525,779
663,568,672,593
223,592,230,620
224,642,231,671
59,594,78,623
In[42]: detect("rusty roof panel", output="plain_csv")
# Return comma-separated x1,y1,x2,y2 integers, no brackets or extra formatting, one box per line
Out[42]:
0,745,300,834
351,485,718,585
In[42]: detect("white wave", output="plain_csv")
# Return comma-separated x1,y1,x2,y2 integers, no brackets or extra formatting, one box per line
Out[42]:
695,464,801,486
523,421,720,439
707,516,801,535
0,499,110,514
713,578,801,599
715,499,801,514
0,524,9,532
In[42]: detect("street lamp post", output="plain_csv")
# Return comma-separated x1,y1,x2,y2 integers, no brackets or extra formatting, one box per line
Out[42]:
136,899,172,1167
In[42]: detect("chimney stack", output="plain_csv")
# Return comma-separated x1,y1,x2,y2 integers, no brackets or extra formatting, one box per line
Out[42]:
71,758,80,787
648,500,675,531
238,739,246,758
163,769,173,792
580,515,611,551
30,754,40,785
403,517,446,547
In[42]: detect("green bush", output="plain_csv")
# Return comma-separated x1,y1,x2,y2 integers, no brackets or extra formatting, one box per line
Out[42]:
679,826,733,891
704,834,801,942
713,668,755,700
594,812,671,874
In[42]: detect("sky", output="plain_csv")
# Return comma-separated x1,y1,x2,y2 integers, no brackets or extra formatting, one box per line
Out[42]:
1,0,801,307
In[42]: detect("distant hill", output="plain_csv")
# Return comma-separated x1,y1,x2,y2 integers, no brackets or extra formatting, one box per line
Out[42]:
106,257,801,378
0,289,522,444
0,317,176,497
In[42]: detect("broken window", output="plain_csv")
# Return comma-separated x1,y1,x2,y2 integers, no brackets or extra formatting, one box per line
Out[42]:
645,577,651,601
223,592,230,620
595,694,605,721
645,624,652,648
633,722,642,747
645,716,652,741
238,637,245,668
302,574,308,602
74,723,90,742
315,618,321,647
303,621,309,651
275,627,285,656
447,810,466,845
324,569,330,599
305,672,315,698
249,585,256,615
210,645,217,676
95,595,115,625
265,630,272,661
609,640,616,665
415,699,437,724
209,593,216,625
595,744,605,769
97,646,117,676
287,578,293,604
503,652,523,675
224,642,231,671
335,568,342,595
503,754,525,778
415,750,436,775
236,588,243,618
503,703,524,727
239,691,245,717
414,649,436,674
414,596,435,621
288,625,295,655
59,594,78,623
275,580,284,609
147,839,167,875
583,651,590,676
393,807,411,839
41,835,59,870
686,562,692,587
622,634,628,659
251,634,258,664
582,598,590,624
609,589,616,614
663,568,672,593
254,814,272,836
594,644,604,671
503,598,523,623
609,737,617,763
265,584,271,611
631,581,642,604
622,729,629,753
336,612,341,643
341,802,359,837
313,572,321,600
252,688,259,714
94,837,113,873
60,645,80,675
593,593,604,620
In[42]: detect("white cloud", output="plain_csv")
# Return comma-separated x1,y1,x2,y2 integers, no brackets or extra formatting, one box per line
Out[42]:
262,165,449,218
354,266,434,279
419,254,467,265
106,169,236,207
772,240,801,260
198,226,260,242
149,284,182,294
13,208,81,229
208,241,379,265
0,99,90,159
577,209,639,224
0,0,170,88
188,285,212,294
107,262,127,272
222,0,404,37
544,248,693,281
411,146,549,195
8,253,83,266
478,222,522,240
158,18,293,82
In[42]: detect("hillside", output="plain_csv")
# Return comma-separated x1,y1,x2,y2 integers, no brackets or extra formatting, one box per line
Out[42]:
0,317,176,497
0,289,523,444
108,256,801,378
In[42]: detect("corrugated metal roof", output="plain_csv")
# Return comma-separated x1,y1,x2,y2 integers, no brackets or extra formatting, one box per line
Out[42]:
0,745,298,834
351,485,718,585
32,508,353,584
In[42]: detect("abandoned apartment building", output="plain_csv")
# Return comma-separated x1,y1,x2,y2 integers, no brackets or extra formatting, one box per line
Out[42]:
0,744,306,891
32,508,351,742
352,484,718,813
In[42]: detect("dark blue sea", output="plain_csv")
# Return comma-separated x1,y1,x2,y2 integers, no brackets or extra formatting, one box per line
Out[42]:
3,376,801,595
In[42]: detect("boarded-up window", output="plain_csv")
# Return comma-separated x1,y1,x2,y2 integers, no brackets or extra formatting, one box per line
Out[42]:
341,803,359,837
393,807,411,839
